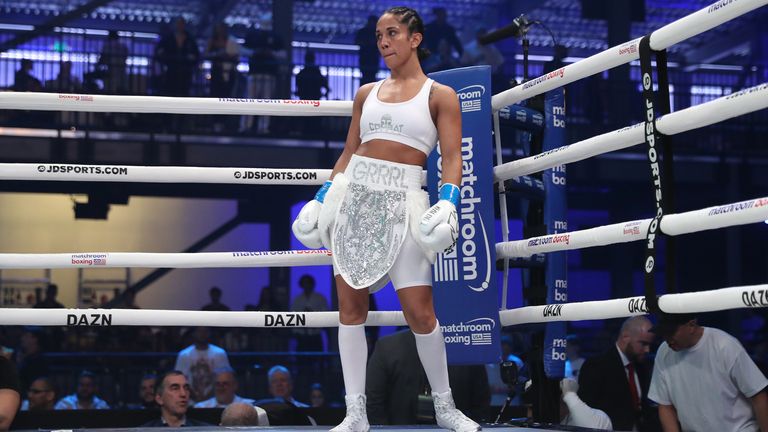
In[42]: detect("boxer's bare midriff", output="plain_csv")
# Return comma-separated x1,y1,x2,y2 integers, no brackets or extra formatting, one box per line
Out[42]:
356,139,428,167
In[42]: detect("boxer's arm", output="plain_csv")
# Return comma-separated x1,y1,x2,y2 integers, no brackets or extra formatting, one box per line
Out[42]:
331,83,374,178
432,83,462,187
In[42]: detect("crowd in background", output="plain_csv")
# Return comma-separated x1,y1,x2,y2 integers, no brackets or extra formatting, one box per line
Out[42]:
2,6,767,431
1,275,767,430
6,9,511,136
0,302,768,431
0,277,341,427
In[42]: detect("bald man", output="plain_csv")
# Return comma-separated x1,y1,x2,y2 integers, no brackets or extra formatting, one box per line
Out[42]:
194,368,254,408
578,316,658,431
220,402,269,426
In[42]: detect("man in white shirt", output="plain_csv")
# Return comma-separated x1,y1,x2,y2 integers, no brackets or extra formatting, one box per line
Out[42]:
267,365,308,407
649,314,768,432
194,367,254,408
174,327,231,402
54,371,110,410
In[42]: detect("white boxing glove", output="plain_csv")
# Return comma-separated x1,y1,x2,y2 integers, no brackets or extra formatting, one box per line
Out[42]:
292,181,332,249
419,183,460,253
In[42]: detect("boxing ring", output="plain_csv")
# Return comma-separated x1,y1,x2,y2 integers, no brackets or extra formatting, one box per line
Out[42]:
1,0,767,430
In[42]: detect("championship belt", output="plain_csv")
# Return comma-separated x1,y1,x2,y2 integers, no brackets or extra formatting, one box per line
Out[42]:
332,155,422,289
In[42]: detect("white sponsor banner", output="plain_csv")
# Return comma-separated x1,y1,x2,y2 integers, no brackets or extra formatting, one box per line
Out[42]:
0,163,430,186
0,93,353,116
0,163,332,185
0,250,333,269
0,309,407,328
497,197,768,258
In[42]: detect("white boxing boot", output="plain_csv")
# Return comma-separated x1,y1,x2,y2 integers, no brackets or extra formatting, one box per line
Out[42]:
433,390,481,432
330,393,369,432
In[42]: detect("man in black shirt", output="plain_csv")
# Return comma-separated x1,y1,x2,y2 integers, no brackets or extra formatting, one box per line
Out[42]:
13,59,42,92
15,328,48,392
295,51,330,137
240,26,286,134
296,51,329,101
154,18,200,97
424,8,463,60
354,15,380,85
366,329,490,425
201,286,231,311
33,284,64,309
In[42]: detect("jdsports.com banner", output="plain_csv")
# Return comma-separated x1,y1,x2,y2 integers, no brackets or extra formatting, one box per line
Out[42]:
428,66,501,365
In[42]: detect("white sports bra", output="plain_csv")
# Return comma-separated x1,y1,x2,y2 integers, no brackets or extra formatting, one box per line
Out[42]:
359,78,438,156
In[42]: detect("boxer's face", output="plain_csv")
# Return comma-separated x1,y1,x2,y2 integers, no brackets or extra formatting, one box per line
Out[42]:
376,13,422,69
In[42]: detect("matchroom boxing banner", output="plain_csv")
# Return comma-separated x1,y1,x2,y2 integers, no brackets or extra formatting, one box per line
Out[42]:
542,88,568,378
428,66,501,365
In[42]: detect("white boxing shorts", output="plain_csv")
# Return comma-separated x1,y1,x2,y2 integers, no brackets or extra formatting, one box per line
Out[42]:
320,154,435,292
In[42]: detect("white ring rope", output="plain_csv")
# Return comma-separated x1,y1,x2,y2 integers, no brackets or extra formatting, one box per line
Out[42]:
0,250,332,269
497,196,768,258
0,284,764,328
7,79,749,188
659,285,768,313
0,93,353,116
494,82,768,182
0,1,763,335
0,164,332,185
491,0,768,110
0,163,429,186
499,284,768,326
501,296,649,326
0,309,407,328
0,3,762,117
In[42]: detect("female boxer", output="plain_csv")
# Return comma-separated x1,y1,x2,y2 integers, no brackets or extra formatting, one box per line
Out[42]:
293,7,478,432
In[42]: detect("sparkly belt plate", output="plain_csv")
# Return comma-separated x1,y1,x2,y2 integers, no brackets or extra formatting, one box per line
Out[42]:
332,155,421,289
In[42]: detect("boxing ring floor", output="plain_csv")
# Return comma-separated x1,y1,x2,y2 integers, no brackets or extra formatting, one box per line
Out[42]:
11,424,589,432
9,426,581,432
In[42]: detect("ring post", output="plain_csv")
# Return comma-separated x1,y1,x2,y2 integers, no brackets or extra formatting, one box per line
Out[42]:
428,66,501,365
542,88,568,379
638,33,674,314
